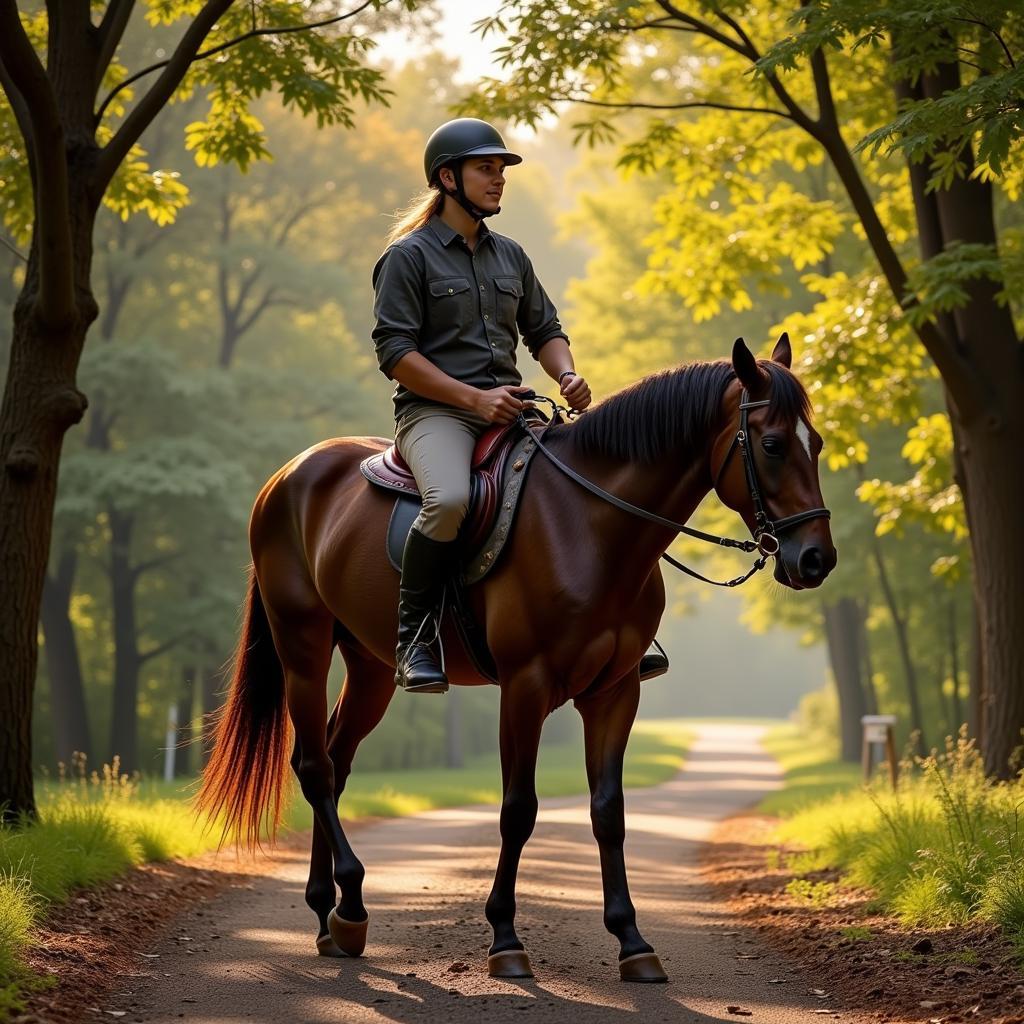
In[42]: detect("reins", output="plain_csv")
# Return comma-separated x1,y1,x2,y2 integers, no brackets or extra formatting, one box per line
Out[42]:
518,388,830,589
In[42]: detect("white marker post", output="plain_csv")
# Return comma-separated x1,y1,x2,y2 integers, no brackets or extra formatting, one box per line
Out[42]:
860,714,898,788
163,704,178,782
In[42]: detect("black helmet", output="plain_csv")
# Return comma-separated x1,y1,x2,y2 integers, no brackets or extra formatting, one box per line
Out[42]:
423,118,522,183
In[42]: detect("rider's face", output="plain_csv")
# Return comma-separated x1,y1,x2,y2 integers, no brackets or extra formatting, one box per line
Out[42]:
444,157,506,213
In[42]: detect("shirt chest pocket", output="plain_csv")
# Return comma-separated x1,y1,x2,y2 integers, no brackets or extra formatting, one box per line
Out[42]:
427,276,472,332
494,277,523,332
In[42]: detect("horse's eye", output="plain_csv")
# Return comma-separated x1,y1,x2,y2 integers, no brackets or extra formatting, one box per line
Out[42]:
761,436,784,457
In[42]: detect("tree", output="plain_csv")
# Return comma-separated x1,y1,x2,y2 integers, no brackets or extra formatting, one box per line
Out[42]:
0,0,427,820
466,0,1024,774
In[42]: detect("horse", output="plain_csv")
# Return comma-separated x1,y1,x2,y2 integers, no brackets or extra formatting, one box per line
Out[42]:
196,334,836,983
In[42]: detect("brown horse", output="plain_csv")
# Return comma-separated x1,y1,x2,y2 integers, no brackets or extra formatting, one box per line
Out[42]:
197,334,836,983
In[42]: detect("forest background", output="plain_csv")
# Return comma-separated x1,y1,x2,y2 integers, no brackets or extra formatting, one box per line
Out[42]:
1,0,1017,789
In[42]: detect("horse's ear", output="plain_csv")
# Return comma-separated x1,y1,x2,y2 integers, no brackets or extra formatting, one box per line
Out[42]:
732,338,761,391
771,332,792,368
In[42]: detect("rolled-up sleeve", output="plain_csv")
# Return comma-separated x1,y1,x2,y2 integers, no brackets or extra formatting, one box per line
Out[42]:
371,245,423,379
516,249,568,359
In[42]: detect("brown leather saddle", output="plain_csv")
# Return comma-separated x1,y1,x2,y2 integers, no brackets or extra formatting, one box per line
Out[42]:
359,411,545,584
359,414,545,683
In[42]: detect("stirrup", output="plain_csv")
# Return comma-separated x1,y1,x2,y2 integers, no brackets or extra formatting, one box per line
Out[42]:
638,638,669,681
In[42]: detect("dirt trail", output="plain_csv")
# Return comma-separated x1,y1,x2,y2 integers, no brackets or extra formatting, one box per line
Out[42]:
113,723,848,1024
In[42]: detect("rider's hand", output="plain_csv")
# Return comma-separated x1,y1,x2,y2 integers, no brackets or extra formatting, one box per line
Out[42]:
560,372,592,411
474,385,533,425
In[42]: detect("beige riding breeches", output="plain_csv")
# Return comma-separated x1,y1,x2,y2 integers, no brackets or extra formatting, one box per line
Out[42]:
395,405,490,542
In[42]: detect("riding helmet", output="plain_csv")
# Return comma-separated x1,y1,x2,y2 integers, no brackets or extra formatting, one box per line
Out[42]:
423,118,522,184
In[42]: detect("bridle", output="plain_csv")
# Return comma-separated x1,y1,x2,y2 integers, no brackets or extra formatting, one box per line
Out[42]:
520,387,831,588
711,389,832,561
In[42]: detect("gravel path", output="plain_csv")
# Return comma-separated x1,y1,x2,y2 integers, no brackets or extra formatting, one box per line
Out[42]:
115,722,845,1024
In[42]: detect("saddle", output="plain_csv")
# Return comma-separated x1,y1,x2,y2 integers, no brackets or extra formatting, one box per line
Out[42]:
360,412,544,581
360,413,545,683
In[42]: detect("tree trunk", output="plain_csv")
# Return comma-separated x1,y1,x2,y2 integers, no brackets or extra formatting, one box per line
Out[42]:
174,665,194,777
39,548,92,764
822,598,868,762
0,275,92,820
869,533,927,756
968,599,983,742
948,600,963,733
860,610,879,716
446,685,464,769
108,505,141,773
200,663,224,766
890,53,1024,769
959,419,1024,775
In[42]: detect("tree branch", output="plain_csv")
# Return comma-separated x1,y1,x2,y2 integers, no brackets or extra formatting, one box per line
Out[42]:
139,632,188,664
0,1,76,325
0,52,36,158
0,233,28,263
655,0,819,133
610,17,698,34
92,0,235,195
133,550,182,580
95,0,378,125
655,0,752,57
235,284,276,337
952,16,1016,69
274,197,324,248
570,95,794,120
801,2,838,129
95,0,136,92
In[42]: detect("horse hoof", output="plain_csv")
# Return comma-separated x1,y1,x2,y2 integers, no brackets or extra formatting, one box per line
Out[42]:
487,949,534,978
327,908,368,957
316,932,345,958
619,951,668,983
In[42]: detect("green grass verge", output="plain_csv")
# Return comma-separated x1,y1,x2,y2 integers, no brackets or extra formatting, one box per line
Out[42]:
280,717,693,830
761,725,1024,945
757,722,862,816
0,718,692,1017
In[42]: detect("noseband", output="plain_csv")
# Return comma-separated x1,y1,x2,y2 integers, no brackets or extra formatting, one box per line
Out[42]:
712,390,831,559
521,386,830,588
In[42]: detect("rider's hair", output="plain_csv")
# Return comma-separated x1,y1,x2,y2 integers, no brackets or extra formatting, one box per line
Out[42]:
386,184,444,245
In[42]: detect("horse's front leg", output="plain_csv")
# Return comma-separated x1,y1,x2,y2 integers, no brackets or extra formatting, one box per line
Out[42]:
575,671,668,983
485,678,547,978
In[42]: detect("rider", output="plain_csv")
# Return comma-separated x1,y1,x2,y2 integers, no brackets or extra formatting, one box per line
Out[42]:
372,117,668,694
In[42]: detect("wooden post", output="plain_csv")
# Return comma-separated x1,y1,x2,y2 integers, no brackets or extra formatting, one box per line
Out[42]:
861,714,899,788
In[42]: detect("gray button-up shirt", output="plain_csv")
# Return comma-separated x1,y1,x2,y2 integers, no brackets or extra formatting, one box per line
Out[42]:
372,214,568,420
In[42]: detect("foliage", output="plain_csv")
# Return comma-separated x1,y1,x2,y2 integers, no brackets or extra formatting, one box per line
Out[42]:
773,730,1024,934
758,723,862,816
759,1,1024,178
468,1,1000,753
0,0,429,243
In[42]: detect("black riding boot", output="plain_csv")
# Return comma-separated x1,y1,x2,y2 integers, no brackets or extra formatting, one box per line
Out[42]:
639,639,669,681
395,527,454,694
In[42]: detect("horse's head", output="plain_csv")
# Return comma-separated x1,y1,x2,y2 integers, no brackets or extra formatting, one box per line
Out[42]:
711,334,837,590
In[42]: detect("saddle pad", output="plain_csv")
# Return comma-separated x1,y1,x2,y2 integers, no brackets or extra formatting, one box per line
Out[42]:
383,430,539,586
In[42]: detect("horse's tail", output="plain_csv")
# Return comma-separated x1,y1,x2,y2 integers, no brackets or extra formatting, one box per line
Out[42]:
195,566,291,849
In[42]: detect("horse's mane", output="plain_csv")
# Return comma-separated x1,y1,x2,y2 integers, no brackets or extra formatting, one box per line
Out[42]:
562,359,811,465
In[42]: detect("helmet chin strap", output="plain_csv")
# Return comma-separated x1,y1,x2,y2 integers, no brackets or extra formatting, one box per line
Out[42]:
443,163,500,221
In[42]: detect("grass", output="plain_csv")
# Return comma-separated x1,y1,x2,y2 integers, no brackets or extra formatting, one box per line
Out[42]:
757,722,862,816
0,719,692,1017
280,717,693,830
761,724,1024,945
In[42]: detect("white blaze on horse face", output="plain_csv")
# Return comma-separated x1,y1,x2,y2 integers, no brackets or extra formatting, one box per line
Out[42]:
795,418,812,462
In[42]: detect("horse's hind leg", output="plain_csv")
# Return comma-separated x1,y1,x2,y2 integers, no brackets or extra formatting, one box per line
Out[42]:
485,676,547,978
264,601,370,956
575,672,668,983
305,644,395,957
